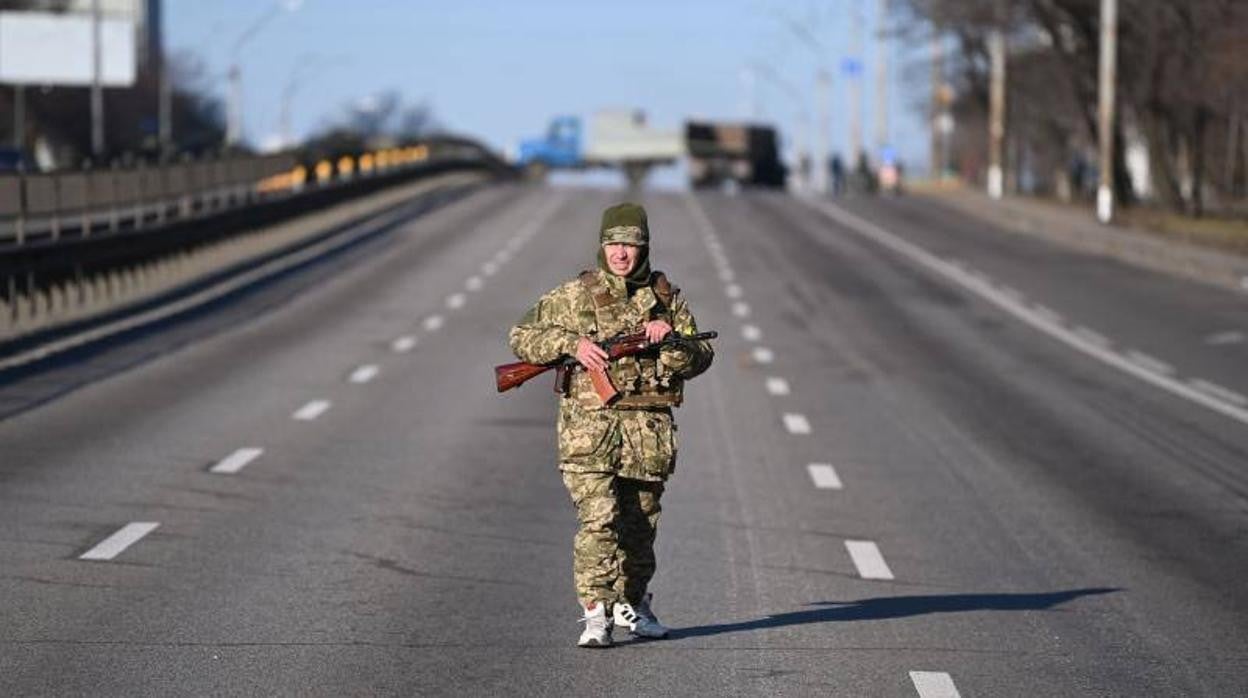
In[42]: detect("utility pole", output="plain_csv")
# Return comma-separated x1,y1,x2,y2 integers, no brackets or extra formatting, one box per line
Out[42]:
816,70,830,193
987,27,1006,199
90,0,105,158
13,85,25,151
874,0,889,158
1096,0,1118,223
159,55,172,158
930,32,944,179
849,0,863,165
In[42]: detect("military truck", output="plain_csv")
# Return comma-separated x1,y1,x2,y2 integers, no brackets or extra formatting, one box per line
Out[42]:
684,121,786,190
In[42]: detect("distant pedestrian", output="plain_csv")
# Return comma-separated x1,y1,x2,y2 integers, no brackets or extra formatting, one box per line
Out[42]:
829,154,845,195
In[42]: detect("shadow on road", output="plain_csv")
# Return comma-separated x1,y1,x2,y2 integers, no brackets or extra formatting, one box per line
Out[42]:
670,588,1120,640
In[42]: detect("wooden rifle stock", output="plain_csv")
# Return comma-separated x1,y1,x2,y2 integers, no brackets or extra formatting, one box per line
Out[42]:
494,360,556,393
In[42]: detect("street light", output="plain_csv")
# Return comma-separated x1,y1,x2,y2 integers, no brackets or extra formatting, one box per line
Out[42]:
279,54,351,149
226,0,304,148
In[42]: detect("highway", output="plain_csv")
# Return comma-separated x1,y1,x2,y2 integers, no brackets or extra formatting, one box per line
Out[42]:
2,182,1246,696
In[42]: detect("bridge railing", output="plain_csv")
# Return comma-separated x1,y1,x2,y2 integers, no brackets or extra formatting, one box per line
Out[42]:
0,136,508,352
0,142,486,247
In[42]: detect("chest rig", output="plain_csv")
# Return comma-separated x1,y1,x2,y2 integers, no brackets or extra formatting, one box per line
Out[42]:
570,270,684,410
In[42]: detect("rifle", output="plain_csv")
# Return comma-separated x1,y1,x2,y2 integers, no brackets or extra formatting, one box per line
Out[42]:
495,330,717,405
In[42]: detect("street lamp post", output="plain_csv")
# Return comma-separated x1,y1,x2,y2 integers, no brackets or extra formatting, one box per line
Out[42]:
225,0,303,148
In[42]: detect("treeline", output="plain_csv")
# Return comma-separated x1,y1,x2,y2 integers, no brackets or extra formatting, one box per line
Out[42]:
897,0,1248,217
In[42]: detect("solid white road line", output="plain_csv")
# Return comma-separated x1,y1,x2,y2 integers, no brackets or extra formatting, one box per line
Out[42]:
806,199,1248,428
391,335,417,353
446,293,466,310
732,301,751,318
1189,379,1248,407
910,671,961,698
783,413,811,434
845,540,894,580
1032,304,1063,325
742,324,762,342
998,284,1024,301
752,346,775,364
1125,349,1173,376
1073,326,1111,348
806,463,843,490
423,314,444,332
349,364,380,384
209,447,263,474
765,377,791,396
465,275,484,291
80,522,160,561
292,400,331,421
725,284,744,299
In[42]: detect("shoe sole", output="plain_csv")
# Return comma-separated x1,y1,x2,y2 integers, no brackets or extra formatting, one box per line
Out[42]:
577,639,612,648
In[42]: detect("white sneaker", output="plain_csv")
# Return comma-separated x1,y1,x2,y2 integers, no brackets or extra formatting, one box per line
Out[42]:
577,601,613,648
613,594,669,639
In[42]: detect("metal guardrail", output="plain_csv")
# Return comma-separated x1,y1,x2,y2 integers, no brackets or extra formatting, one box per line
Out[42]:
0,136,508,352
0,140,496,247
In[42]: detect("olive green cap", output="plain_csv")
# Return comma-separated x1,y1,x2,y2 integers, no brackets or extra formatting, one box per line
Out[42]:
600,202,649,246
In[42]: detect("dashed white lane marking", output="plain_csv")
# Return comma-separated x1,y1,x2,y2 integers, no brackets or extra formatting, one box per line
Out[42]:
1125,349,1173,376
349,364,380,384
446,293,466,310
1189,379,1248,407
807,199,1248,428
765,377,791,396
845,540,894,580
806,463,843,490
465,275,484,291
742,324,762,342
752,346,775,364
423,314,444,332
719,269,735,283
725,284,743,299
495,249,512,264
391,335,417,353
732,301,751,318
292,400,331,421
1206,330,1245,346
1073,326,1110,348
209,447,263,474
909,671,961,698
782,413,811,434
1032,304,1062,324
80,522,160,561
482,261,498,276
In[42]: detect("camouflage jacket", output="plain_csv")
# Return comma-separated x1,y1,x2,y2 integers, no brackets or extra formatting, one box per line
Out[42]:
509,269,713,481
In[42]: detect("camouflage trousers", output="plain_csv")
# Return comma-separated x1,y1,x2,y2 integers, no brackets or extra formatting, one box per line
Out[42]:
561,471,665,607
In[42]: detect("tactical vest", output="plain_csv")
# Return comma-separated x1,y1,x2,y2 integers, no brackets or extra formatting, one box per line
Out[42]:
568,270,684,410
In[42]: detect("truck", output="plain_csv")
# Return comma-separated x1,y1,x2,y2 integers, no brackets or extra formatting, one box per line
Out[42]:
685,121,787,190
516,110,684,188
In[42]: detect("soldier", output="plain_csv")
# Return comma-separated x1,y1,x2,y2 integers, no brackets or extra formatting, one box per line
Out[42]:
509,202,713,648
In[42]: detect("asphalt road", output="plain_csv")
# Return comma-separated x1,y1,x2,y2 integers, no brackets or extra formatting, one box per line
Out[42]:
1,183,1246,696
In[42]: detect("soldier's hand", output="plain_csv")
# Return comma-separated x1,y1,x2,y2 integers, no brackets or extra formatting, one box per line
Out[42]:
575,336,609,372
644,320,673,343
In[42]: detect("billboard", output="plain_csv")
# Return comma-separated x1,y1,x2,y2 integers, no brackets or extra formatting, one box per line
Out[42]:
0,11,136,87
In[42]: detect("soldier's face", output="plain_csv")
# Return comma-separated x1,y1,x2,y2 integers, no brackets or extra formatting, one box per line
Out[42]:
604,243,640,276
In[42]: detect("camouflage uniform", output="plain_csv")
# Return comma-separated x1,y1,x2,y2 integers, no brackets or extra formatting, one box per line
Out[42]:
508,203,713,608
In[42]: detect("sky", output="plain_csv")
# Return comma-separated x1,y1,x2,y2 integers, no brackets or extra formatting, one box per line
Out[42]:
166,0,932,182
